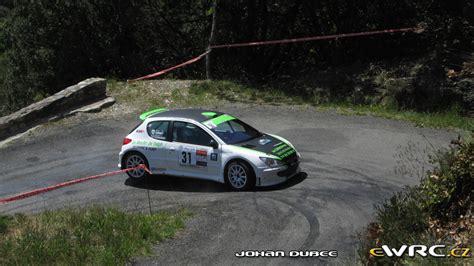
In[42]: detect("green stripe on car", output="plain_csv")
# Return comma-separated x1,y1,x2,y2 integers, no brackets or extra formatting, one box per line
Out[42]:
280,149,296,158
139,108,168,120
272,143,288,153
203,114,236,128
211,114,235,125
201,111,217,118
267,134,296,150
276,146,293,155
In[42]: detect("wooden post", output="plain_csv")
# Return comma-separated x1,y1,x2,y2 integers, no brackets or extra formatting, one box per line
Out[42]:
206,0,217,80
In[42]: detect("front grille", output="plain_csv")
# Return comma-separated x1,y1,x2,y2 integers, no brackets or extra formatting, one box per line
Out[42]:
277,162,299,177
282,151,298,164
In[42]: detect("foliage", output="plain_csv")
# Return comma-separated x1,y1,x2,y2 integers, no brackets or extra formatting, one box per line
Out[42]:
0,207,191,265
0,1,208,113
423,137,474,220
188,80,474,130
0,215,11,234
357,188,430,265
0,9,6,115
0,0,473,115
358,136,473,265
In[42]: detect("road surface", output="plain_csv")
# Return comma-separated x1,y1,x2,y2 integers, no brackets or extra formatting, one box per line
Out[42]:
0,104,456,265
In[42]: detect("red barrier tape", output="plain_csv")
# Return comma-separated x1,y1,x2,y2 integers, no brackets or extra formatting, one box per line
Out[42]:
129,27,418,81
210,27,416,48
128,50,210,82
0,165,151,204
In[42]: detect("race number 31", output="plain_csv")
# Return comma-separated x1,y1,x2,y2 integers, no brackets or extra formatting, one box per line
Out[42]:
181,151,192,164
179,146,196,165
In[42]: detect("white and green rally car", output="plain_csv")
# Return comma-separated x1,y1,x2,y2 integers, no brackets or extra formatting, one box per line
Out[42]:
118,108,301,191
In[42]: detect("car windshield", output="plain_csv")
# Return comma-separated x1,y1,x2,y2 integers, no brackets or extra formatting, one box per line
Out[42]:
209,119,262,144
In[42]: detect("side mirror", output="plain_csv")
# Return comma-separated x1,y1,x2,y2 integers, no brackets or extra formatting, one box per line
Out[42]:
210,139,218,149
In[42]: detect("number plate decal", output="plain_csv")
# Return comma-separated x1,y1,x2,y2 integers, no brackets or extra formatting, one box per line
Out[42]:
179,146,196,165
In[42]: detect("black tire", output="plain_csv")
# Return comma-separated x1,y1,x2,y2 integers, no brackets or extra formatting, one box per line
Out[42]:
123,152,149,180
224,160,255,191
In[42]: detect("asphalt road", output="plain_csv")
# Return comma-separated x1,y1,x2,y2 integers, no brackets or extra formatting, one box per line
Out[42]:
0,104,456,265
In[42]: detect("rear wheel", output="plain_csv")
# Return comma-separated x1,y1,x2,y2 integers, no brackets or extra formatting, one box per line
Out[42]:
225,161,255,191
124,152,149,180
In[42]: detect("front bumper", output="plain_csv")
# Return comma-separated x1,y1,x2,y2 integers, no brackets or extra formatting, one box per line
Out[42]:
256,161,300,187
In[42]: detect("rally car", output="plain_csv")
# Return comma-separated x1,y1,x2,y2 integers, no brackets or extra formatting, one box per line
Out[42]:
118,108,301,191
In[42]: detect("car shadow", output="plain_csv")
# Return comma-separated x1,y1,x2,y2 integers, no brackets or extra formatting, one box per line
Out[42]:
256,172,308,191
124,172,307,193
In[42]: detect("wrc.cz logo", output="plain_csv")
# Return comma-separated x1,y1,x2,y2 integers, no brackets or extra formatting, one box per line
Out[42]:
370,245,471,258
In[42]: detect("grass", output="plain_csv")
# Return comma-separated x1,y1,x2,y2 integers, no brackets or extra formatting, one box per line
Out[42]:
315,102,473,130
188,80,473,131
0,207,191,265
107,79,473,131
107,79,221,112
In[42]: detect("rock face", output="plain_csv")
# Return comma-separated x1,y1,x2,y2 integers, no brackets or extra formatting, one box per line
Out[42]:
0,78,107,140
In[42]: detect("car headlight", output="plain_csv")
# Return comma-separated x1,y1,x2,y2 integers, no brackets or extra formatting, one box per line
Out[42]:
259,157,284,167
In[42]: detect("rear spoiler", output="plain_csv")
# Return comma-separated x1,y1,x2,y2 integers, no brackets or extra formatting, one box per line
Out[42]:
139,108,168,121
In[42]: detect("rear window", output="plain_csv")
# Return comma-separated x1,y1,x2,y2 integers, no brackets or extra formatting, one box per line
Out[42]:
147,121,170,140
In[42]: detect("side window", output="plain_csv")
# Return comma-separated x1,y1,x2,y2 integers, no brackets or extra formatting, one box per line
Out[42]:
147,121,169,140
173,121,214,146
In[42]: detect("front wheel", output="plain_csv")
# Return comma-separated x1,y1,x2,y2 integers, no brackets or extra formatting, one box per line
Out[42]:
225,161,255,191
124,152,149,180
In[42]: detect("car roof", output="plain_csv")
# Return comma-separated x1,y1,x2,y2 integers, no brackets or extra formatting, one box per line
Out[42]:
150,108,225,123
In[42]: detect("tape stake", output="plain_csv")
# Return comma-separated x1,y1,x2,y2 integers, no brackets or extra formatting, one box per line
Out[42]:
0,164,150,204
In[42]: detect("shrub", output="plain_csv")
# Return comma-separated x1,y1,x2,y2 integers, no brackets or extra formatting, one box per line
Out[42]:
358,136,473,264
423,136,473,220
358,188,429,265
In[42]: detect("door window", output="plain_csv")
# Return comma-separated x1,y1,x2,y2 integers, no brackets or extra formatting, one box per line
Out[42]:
172,121,214,146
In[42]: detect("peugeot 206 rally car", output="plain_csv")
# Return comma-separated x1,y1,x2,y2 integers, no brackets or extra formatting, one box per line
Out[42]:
118,108,301,191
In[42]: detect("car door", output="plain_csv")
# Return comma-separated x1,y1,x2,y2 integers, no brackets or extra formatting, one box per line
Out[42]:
167,121,221,180
142,120,171,173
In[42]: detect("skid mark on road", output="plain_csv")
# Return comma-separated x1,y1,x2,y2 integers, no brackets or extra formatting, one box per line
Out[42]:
2,150,117,184
264,195,320,251
1,148,118,177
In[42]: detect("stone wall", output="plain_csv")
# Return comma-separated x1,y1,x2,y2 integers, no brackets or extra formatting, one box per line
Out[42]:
0,78,107,140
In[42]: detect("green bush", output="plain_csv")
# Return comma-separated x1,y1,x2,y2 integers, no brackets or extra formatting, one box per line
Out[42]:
358,136,473,264
358,188,429,265
423,137,473,220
